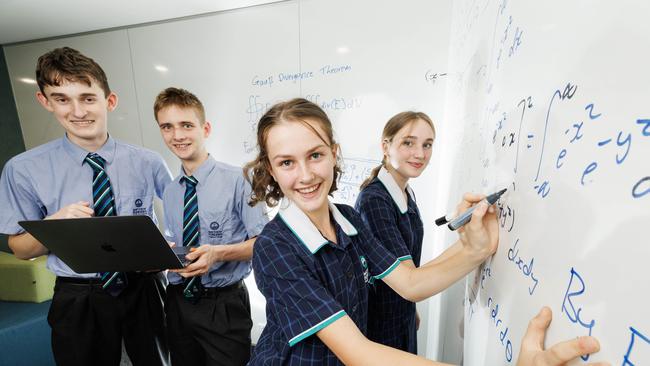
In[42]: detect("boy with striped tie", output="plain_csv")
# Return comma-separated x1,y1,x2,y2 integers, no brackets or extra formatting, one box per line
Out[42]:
0,47,172,366
154,87,268,366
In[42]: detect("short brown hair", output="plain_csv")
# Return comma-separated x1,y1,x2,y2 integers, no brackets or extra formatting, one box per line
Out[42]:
360,111,436,189
244,98,342,207
153,87,206,123
36,47,111,97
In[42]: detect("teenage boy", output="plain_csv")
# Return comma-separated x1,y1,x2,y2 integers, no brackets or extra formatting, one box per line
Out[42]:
0,47,172,366
154,87,268,366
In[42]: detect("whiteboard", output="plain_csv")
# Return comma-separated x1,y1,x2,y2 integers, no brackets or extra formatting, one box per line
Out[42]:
438,0,650,364
127,1,301,172
4,0,453,356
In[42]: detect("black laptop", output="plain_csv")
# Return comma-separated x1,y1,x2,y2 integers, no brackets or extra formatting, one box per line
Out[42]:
19,215,184,273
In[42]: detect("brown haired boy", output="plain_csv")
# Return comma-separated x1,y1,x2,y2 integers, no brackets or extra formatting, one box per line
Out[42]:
0,47,172,365
154,87,268,366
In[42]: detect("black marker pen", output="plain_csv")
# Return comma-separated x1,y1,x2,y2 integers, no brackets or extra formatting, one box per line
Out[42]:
436,188,507,231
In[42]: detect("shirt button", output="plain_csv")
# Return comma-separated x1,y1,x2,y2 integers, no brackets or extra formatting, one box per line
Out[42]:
346,270,354,278
352,305,358,313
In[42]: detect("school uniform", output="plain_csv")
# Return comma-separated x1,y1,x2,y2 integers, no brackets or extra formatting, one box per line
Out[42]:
163,156,268,366
249,198,401,365
354,167,424,354
0,135,172,366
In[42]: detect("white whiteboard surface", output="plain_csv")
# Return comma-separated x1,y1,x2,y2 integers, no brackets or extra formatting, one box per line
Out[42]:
439,0,650,364
4,0,453,357
127,1,301,173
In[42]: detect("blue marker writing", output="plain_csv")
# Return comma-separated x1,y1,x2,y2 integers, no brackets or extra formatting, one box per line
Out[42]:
436,189,507,231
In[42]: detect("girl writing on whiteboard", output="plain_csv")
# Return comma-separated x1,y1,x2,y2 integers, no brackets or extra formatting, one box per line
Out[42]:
355,111,435,354
243,98,606,365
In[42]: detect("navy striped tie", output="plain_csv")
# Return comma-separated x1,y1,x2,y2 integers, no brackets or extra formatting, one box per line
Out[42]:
181,176,201,298
85,153,127,296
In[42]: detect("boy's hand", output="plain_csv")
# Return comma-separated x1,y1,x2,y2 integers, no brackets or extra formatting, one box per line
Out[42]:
47,201,94,219
170,244,223,277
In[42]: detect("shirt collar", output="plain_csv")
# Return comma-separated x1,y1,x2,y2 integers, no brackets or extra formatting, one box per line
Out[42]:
377,166,414,214
278,197,358,254
179,155,216,186
62,133,116,166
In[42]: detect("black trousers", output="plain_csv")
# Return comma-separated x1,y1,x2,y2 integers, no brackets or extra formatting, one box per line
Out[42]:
165,281,253,366
48,272,170,366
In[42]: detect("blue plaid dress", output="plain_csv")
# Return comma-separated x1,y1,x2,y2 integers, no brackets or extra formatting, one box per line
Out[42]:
355,169,424,354
249,200,400,365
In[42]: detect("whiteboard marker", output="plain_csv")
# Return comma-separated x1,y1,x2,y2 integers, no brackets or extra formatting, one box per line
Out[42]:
436,188,507,231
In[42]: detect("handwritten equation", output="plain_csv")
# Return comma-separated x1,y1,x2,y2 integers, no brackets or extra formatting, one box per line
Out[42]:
331,157,380,205
488,82,650,200
452,0,650,364
494,0,524,72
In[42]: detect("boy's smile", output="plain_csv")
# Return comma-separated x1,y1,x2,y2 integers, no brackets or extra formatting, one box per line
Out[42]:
157,105,211,174
37,80,117,151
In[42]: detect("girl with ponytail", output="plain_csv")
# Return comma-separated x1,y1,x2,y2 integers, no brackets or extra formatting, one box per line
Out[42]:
355,111,436,353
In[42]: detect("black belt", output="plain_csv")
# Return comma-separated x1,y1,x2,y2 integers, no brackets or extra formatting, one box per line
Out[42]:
56,276,104,285
169,280,243,299
56,272,156,285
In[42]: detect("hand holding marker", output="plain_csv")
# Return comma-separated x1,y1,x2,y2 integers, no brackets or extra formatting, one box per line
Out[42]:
436,188,507,231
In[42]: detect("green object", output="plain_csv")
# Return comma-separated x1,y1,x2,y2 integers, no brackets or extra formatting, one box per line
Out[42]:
0,252,55,303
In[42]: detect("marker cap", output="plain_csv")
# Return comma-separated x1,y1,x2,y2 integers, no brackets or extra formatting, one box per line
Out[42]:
435,216,449,226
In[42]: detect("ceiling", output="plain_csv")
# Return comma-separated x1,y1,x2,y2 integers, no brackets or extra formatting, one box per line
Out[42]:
0,0,283,45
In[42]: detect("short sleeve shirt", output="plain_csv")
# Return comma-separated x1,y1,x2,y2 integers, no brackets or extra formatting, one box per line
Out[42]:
0,135,172,278
248,198,400,366
163,156,268,287
354,167,424,352
355,167,423,265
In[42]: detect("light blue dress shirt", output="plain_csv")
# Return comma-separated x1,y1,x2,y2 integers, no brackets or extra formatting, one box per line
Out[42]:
163,156,268,287
0,134,172,278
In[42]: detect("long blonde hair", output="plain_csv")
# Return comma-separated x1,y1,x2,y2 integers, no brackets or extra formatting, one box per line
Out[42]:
359,111,436,190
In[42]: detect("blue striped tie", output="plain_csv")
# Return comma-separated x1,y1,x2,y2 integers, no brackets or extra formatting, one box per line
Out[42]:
85,153,127,296
181,176,201,299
